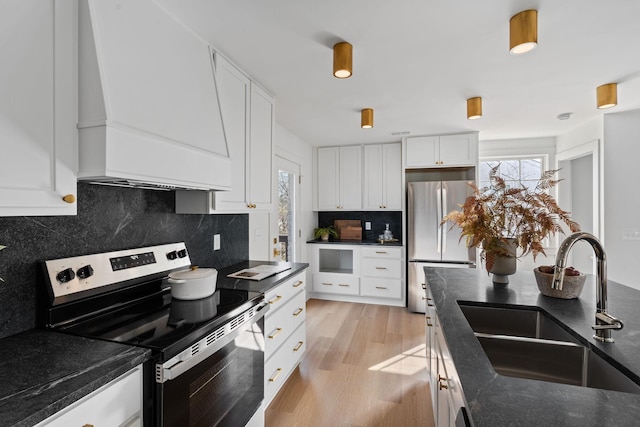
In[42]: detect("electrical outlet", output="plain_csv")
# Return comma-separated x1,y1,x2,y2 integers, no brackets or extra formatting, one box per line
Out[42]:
365,221,372,230
214,234,221,251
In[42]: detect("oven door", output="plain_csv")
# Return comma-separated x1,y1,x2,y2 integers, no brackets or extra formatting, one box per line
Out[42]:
156,303,268,427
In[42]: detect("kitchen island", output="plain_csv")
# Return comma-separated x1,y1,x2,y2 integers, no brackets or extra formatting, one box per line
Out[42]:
425,267,640,426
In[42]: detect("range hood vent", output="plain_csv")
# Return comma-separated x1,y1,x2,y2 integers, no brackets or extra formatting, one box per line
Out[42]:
78,0,231,191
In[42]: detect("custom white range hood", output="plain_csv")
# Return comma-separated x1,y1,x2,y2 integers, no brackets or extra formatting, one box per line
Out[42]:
78,0,230,191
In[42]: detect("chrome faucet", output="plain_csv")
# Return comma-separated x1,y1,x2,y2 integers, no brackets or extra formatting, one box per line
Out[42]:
553,231,623,343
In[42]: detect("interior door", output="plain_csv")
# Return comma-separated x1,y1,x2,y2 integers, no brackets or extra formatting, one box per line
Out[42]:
271,156,301,262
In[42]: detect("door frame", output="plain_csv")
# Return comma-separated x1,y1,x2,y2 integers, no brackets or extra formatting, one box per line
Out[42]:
271,154,302,262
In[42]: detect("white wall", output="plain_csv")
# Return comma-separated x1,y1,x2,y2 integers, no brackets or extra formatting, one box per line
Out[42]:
556,117,604,153
603,109,640,289
273,123,314,263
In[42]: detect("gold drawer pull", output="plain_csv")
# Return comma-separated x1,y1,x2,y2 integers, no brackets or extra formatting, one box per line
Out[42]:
422,283,427,290
293,280,304,288
293,341,304,352
293,307,304,316
322,282,333,286
269,368,283,382
375,286,387,290
422,296,427,300
375,251,387,254
438,375,448,390
375,267,387,270
426,316,433,327
268,295,282,304
338,284,350,287
427,297,434,307
268,328,283,339
83,425,94,427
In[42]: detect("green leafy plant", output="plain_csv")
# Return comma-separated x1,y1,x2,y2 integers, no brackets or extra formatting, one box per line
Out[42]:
313,226,338,240
442,164,580,273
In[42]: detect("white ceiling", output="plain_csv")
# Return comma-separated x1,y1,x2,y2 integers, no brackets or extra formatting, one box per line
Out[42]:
155,0,640,147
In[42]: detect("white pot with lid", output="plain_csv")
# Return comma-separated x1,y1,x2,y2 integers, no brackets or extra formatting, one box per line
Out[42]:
167,266,218,300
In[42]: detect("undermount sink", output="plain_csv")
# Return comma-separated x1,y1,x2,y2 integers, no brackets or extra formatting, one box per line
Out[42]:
458,303,640,394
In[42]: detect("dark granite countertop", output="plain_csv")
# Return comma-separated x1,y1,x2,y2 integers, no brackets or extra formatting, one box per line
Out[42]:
216,261,309,293
425,267,640,427
0,329,151,427
306,239,403,246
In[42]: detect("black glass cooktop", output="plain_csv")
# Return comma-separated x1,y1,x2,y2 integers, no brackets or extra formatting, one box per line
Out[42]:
57,287,263,359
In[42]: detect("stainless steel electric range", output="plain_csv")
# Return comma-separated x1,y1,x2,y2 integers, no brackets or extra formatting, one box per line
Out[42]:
42,242,268,427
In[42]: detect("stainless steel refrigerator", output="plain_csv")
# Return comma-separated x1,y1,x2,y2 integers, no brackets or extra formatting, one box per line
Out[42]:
407,180,476,313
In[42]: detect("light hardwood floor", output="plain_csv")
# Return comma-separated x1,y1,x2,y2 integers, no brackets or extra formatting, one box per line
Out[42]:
265,299,435,427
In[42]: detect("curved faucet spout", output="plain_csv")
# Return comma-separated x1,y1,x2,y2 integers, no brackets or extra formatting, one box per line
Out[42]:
553,231,621,343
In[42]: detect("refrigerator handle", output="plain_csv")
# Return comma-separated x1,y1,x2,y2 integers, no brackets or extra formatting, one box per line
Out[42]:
436,186,442,254
442,188,447,254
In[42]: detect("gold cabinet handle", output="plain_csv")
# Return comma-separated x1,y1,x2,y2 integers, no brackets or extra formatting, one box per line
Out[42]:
268,368,283,382
375,267,387,270
322,282,333,286
268,327,283,339
338,284,350,287
273,248,281,257
83,425,94,427
375,251,387,254
293,280,304,288
426,316,433,327
293,307,304,316
438,375,448,390
62,194,76,204
427,298,434,307
375,286,387,290
293,341,304,352
422,283,426,290
268,295,282,304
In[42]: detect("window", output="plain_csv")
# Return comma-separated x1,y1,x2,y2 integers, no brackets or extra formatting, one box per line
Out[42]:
479,157,543,191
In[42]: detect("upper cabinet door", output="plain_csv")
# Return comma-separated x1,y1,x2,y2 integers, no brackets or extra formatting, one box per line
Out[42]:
405,136,439,168
248,83,274,209
0,0,77,216
338,146,362,210
213,54,251,211
316,147,340,210
382,143,402,210
363,143,402,210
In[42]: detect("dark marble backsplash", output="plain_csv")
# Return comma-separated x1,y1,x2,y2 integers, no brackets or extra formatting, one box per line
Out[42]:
317,211,403,241
0,183,248,339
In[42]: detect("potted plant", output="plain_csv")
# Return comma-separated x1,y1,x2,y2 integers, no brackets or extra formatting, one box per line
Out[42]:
442,164,580,282
314,226,338,242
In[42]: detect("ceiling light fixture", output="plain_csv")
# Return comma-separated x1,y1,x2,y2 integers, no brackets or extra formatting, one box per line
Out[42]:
333,42,352,78
361,108,373,128
467,97,482,120
597,83,617,109
510,10,538,54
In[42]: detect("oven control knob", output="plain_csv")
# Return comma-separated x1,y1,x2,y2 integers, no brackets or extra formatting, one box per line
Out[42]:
177,249,187,258
77,265,94,279
56,268,76,283
166,251,178,260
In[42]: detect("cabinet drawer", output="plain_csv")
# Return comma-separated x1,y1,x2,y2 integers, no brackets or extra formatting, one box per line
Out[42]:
360,278,403,299
264,271,306,314
35,367,142,427
361,258,402,278
265,290,306,358
264,322,306,404
361,246,402,259
312,273,359,295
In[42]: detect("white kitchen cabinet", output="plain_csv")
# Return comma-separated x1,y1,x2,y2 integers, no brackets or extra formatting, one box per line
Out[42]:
264,271,307,406
316,146,362,210
363,143,402,210
175,54,274,213
308,244,404,306
78,0,230,191
35,366,142,427
425,283,467,427
405,133,478,168
0,0,77,216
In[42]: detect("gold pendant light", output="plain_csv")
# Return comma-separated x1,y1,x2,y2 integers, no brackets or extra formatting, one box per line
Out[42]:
467,97,482,120
361,108,373,128
597,83,617,109
510,10,538,54
333,42,352,78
